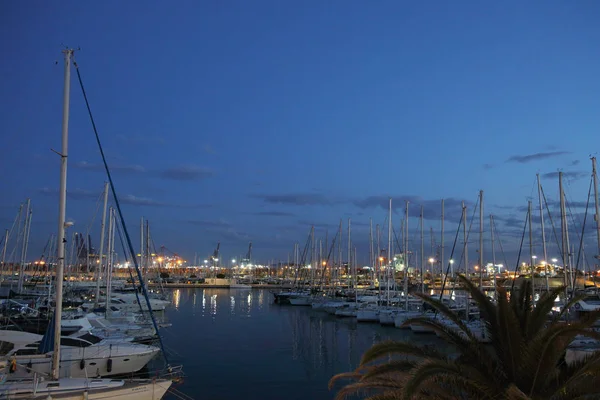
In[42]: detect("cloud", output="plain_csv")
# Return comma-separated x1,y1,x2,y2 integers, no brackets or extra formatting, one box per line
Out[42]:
161,165,214,181
353,195,470,223
570,160,581,166
116,134,165,144
38,187,168,207
506,151,570,164
541,171,587,180
203,144,217,155
73,161,146,174
254,211,296,217
119,194,167,207
483,164,494,170
187,220,232,228
252,193,335,206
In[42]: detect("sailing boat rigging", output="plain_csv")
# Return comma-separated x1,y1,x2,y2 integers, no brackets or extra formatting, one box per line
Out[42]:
0,49,174,400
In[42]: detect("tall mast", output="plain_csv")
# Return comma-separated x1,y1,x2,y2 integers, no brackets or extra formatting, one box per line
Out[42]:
463,201,468,276
348,218,355,302
1,229,8,280
404,201,409,310
528,200,535,304
441,199,445,280
479,190,484,289
52,48,73,380
105,208,115,314
95,182,109,306
592,157,600,263
376,223,381,297
337,220,342,291
491,215,497,300
18,198,31,293
140,217,144,278
369,218,374,282
559,172,569,297
387,199,392,305
420,205,424,294
537,174,549,292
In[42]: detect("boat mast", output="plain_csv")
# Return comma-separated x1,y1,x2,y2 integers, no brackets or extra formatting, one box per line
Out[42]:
376,223,381,298
479,190,484,289
18,198,31,293
140,216,144,282
491,214,497,300
592,157,600,267
462,201,468,278
536,174,549,292
52,48,73,380
404,201,409,311
105,208,115,314
441,199,444,282
528,200,535,304
369,218,373,280
387,199,392,305
1,229,8,281
462,203,470,318
420,205,424,294
348,218,356,297
559,172,569,298
95,182,109,306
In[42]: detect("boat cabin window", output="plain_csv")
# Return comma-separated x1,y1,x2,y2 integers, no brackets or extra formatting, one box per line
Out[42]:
0,341,14,356
47,383,60,387
15,348,37,355
77,333,102,344
60,337,92,348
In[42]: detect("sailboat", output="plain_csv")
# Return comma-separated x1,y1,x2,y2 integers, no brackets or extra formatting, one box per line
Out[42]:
0,49,173,399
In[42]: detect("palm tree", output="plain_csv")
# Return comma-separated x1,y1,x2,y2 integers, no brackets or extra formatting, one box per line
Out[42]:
329,275,600,400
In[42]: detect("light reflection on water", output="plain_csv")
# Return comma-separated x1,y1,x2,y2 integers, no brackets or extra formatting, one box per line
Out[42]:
162,289,449,400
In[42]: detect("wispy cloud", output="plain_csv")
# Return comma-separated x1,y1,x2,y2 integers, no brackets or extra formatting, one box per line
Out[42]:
570,160,581,166
506,151,570,164
73,161,146,174
203,144,217,155
483,164,494,170
160,165,215,181
352,195,470,223
254,211,296,217
541,171,587,180
38,187,169,207
116,134,165,144
187,220,232,228
252,193,335,206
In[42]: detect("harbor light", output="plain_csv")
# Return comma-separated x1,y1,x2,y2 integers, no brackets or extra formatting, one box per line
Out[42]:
232,259,236,263
449,259,454,264
551,258,558,263
322,261,327,266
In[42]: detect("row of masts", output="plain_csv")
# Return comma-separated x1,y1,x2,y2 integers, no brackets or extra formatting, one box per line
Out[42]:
284,159,600,300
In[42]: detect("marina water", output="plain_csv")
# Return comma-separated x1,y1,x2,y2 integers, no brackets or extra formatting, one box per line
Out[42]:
162,288,451,400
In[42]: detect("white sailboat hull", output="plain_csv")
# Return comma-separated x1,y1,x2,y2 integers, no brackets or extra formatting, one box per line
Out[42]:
0,378,172,399
356,309,379,322
289,297,312,306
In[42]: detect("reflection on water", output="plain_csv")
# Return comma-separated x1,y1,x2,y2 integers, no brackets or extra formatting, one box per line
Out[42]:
173,289,181,309
163,289,449,400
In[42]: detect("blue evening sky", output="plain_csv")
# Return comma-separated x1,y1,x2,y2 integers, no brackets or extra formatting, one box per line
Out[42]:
1,1,599,267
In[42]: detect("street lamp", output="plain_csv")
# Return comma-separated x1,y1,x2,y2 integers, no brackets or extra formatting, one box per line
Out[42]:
449,259,454,275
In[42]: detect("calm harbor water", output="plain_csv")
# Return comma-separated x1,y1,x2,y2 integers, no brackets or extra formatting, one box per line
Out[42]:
160,288,446,400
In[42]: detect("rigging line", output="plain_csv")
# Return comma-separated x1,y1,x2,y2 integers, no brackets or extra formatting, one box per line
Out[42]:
73,60,170,367
457,197,479,271
437,207,464,304
540,183,564,264
491,216,510,278
114,215,144,314
510,207,529,293
574,177,593,281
